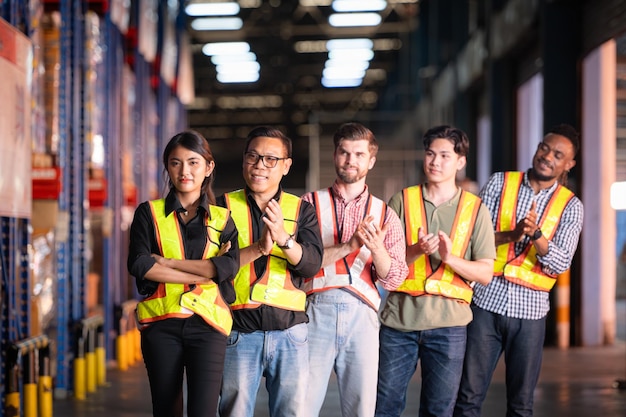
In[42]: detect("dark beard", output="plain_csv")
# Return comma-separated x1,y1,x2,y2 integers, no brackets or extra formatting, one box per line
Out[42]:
530,167,555,182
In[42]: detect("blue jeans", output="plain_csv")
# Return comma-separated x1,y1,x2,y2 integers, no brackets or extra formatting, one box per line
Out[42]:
306,289,380,417
218,323,308,417
454,305,545,417
376,324,467,417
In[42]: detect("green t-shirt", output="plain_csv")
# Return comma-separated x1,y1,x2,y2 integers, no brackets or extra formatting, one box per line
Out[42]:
379,186,496,331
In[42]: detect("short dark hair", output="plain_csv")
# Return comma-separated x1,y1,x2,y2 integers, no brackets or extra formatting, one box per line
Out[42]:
333,122,379,157
422,125,469,156
244,126,292,157
163,130,216,204
546,124,580,155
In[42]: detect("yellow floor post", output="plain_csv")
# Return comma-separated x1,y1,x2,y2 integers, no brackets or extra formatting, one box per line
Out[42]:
96,331,107,386
117,333,128,371
74,338,86,400
86,328,97,392
5,364,20,416
127,326,136,366
135,328,142,361
39,350,53,417
24,350,38,417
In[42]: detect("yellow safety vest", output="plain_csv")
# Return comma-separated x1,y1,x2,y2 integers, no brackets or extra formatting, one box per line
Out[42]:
225,189,306,311
494,171,574,291
303,188,385,311
136,199,233,336
394,185,479,303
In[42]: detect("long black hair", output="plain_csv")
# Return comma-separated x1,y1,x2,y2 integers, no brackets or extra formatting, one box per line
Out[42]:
162,130,217,204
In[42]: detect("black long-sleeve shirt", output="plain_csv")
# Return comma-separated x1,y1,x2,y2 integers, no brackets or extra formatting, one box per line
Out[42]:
216,187,323,332
127,190,240,302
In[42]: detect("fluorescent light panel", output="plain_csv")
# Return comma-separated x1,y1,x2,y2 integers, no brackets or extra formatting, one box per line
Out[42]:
328,48,374,61
210,52,257,65
217,72,260,83
202,42,250,56
216,61,261,73
321,77,363,88
326,38,373,50
325,59,370,71
191,17,243,30
332,0,387,12
329,12,382,27
185,2,240,16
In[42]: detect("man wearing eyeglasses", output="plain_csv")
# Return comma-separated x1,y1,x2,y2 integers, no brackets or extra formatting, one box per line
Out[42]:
301,122,408,417
454,124,584,417
217,126,323,417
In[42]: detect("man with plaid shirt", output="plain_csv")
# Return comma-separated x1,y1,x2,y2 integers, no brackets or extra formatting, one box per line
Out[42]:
454,124,584,417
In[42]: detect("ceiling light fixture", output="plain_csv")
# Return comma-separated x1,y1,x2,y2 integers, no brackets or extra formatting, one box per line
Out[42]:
210,52,257,65
191,17,243,31
328,48,374,61
217,72,260,83
185,2,240,17
322,67,366,80
202,42,250,56
328,12,382,27
216,61,261,74
331,0,387,13
321,77,363,88
326,38,374,50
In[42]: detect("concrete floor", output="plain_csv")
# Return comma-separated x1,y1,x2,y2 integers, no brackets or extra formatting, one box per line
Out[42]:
54,302,626,417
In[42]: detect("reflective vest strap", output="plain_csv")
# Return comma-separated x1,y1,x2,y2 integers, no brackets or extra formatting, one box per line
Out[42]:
449,191,481,258
149,199,184,259
268,193,300,257
225,190,253,247
396,186,429,295
502,265,557,291
494,172,523,272
226,190,261,309
309,189,348,281
537,186,574,240
203,205,230,258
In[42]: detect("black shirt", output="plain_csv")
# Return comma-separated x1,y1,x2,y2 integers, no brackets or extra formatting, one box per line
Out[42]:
127,190,240,302
216,187,323,332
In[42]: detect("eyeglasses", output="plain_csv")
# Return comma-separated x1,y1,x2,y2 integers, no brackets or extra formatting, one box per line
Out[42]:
244,152,289,168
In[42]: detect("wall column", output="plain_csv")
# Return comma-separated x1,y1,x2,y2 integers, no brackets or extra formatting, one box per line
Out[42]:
581,40,617,345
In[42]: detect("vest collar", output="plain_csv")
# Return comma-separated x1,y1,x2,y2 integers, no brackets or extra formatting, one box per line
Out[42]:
164,189,211,218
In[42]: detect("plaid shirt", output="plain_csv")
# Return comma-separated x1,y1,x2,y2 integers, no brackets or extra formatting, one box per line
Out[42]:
473,171,584,319
302,182,408,290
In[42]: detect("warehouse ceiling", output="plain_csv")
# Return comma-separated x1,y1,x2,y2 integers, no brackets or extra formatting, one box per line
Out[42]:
184,0,419,190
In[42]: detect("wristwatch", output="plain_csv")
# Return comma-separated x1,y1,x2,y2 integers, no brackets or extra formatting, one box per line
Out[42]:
530,228,543,241
279,235,295,249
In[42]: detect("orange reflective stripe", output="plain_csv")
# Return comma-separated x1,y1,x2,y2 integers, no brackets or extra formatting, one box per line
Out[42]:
136,200,233,335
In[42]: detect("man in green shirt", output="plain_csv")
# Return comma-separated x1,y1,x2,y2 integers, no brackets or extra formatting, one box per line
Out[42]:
375,125,496,417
